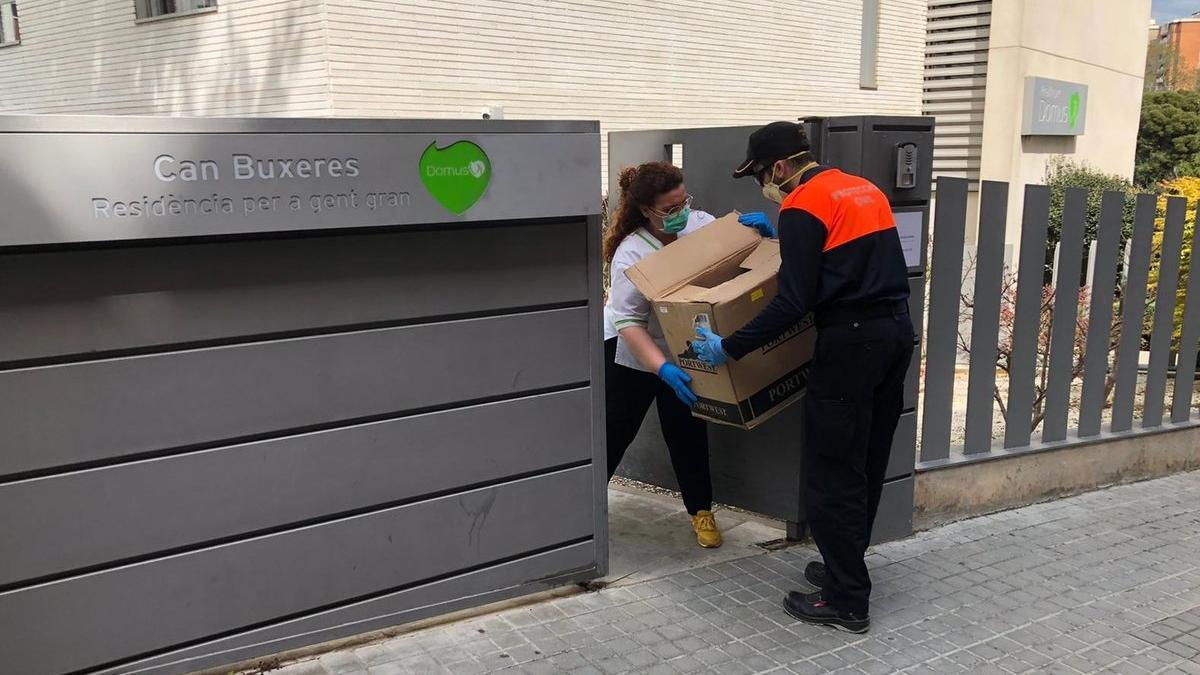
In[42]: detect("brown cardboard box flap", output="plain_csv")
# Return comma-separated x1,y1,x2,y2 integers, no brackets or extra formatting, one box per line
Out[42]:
699,265,779,306
625,213,759,300
741,238,782,270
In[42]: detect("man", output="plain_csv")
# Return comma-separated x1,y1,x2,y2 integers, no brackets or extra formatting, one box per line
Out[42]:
694,121,913,633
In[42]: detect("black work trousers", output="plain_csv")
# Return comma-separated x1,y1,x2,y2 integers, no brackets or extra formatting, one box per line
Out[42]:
804,310,914,616
604,338,713,515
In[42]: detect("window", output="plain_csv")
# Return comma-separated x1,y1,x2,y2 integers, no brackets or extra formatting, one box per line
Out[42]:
0,2,19,47
136,0,217,21
859,0,880,89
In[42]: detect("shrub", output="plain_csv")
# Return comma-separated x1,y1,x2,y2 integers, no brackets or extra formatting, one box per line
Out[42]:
1145,177,1200,349
1043,157,1138,282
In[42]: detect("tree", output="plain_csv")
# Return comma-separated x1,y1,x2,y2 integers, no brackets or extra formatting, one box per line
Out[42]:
1136,91,1200,187
1144,41,1196,93
1144,40,1171,92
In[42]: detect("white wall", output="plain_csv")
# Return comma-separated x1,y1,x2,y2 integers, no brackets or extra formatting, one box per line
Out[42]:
324,0,927,188
976,0,1151,249
0,0,332,115
0,0,927,188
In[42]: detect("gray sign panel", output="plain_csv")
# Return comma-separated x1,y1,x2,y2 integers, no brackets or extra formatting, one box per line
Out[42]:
0,124,599,246
1022,77,1088,136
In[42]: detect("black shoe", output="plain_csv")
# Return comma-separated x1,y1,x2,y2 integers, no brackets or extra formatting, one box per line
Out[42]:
804,561,827,589
782,591,870,634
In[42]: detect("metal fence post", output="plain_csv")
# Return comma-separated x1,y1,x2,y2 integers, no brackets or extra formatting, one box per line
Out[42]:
963,181,1008,454
1111,194,1158,433
920,177,969,462
1144,197,1188,428
1172,211,1200,423
1042,188,1087,443
1005,185,1051,449
1078,191,1125,437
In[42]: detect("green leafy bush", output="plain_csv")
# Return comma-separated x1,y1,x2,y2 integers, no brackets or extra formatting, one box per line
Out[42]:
1043,157,1138,280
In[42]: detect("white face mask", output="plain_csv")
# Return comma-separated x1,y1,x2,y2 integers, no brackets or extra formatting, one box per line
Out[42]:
761,159,819,204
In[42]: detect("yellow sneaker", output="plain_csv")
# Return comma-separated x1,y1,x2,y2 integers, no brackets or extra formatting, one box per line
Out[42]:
691,510,723,549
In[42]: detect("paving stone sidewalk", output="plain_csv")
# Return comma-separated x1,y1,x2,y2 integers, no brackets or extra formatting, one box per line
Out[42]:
271,471,1200,675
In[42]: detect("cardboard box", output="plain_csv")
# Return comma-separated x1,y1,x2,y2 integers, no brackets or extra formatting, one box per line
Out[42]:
626,213,816,429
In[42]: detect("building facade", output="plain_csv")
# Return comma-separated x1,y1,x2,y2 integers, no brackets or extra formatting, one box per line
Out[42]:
0,0,927,186
1148,13,1200,91
924,0,1151,253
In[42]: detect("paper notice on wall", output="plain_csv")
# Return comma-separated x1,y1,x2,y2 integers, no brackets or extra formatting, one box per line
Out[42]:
894,210,923,269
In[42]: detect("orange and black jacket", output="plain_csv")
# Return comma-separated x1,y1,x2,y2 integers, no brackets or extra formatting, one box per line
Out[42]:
722,165,910,361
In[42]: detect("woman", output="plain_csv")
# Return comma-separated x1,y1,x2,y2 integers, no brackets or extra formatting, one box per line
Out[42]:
603,161,773,548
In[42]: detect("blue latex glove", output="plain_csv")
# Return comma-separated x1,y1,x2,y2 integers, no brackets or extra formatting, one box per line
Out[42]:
658,363,698,407
739,212,776,238
694,327,729,366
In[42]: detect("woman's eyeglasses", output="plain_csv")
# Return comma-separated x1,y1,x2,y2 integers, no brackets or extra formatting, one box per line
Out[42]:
651,194,693,218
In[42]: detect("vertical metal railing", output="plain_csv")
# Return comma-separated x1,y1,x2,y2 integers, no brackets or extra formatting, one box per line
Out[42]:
1003,185,1050,450
963,181,1007,454
1173,217,1200,423
1041,189,1087,444
1111,195,1158,433
918,177,1199,467
1143,198,1188,427
1077,192,1124,438
919,178,969,462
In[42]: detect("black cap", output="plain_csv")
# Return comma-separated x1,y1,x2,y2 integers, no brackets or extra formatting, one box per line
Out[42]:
733,121,811,179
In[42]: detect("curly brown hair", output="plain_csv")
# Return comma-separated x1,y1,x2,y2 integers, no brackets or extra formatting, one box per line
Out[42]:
603,161,683,262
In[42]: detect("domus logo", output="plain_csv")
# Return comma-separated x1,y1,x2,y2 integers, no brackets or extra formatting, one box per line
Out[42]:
419,141,492,214
1068,93,1081,129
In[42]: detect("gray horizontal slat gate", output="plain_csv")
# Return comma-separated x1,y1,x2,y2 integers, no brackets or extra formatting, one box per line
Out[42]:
0,224,588,364
99,542,599,675
0,117,605,675
0,307,589,478
0,389,591,587
1,468,595,675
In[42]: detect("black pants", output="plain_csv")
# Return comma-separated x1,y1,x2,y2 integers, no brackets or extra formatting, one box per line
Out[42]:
804,311,914,616
605,338,713,515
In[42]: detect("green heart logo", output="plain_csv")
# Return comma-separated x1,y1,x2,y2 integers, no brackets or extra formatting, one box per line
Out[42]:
1068,93,1081,129
419,141,492,214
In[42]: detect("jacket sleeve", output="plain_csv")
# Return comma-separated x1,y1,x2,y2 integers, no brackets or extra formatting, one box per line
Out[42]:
722,207,826,360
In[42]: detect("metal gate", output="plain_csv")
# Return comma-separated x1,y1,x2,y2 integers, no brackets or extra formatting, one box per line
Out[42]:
0,117,605,675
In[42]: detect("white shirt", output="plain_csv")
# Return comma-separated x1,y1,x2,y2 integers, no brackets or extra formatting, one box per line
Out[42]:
604,210,717,372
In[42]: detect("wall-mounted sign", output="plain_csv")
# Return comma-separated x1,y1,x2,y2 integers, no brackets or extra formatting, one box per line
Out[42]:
0,119,598,247
1022,77,1088,136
